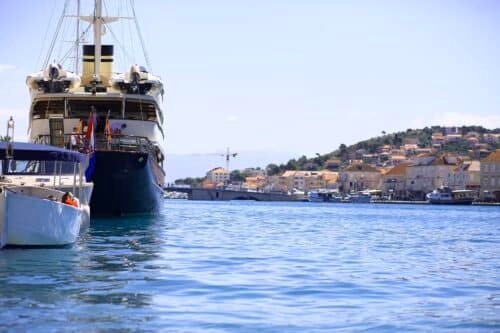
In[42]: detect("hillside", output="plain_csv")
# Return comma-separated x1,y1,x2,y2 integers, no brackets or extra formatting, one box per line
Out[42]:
174,125,500,184
264,125,500,175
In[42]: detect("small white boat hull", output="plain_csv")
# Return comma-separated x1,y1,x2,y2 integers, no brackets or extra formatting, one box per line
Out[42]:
3,188,82,246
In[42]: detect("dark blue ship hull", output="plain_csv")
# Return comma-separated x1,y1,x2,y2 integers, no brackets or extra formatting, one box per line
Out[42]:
89,150,164,216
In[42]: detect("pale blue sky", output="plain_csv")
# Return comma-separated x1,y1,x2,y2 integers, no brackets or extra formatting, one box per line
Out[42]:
0,0,499,157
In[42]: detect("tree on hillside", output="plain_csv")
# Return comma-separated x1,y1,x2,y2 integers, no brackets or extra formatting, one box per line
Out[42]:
266,163,280,176
338,143,348,161
175,177,204,187
230,170,247,182
286,159,298,170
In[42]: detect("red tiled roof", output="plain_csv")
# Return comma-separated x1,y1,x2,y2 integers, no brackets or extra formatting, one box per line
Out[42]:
384,163,411,177
483,149,500,162
344,163,379,172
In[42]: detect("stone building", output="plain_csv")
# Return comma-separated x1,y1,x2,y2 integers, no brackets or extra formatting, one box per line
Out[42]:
340,163,381,193
480,150,500,201
206,167,229,184
405,154,461,200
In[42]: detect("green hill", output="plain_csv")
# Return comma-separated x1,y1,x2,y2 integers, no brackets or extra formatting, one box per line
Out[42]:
264,125,500,175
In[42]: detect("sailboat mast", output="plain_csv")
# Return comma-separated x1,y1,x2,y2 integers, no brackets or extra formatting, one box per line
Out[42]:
94,0,102,81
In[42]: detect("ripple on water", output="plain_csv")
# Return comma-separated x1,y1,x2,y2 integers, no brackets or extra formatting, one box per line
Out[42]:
0,201,499,332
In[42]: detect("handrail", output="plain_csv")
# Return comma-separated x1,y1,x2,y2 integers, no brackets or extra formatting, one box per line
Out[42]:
35,134,157,155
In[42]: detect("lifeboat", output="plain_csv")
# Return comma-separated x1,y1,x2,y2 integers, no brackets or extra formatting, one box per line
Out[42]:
111,64,163,95
26,63,81,93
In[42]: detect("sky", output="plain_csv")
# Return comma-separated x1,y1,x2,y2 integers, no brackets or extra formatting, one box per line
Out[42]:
0,0,499,159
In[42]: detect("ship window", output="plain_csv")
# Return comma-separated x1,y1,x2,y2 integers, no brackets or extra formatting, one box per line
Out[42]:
32,99,65,119
68,99,122,119
125,100,157,121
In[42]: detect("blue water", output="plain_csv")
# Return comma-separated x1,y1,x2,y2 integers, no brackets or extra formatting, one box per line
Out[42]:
0,201,499,332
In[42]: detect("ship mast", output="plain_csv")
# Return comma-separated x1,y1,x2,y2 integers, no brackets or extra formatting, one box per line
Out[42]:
93,0,103,81
74,0,81,74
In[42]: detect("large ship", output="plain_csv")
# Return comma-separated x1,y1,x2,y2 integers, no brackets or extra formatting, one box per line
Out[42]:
26,0,166,216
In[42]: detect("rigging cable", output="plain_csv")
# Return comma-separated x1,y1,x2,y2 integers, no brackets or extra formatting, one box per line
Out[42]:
126,1,135,65
43,0,70,69
56,9,73,64
129,0,153,72
105,23,134,66
59,23,93,65
35,0,58,71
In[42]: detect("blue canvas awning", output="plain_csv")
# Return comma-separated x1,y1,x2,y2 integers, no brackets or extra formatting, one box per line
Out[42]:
0,142,86,163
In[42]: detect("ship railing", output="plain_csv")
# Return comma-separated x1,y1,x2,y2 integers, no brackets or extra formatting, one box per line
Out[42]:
34,134,156,155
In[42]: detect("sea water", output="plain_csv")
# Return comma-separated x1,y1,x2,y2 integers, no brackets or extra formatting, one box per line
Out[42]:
0,200,499,332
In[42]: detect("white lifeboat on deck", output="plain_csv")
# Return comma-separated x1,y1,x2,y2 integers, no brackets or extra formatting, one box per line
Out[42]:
26,63,81,93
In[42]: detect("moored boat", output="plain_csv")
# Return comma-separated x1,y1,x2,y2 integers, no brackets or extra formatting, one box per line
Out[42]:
308,189,342,203
426,187,477,205
26,0,165,216
0,142,91,248
344,191,372,203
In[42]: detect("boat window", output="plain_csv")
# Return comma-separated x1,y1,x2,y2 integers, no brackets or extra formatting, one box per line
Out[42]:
68,99,122,119
1,160,75,175
32,99,65,119
125,100,157,121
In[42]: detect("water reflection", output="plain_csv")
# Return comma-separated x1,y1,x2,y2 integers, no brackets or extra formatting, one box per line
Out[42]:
74,214,167,307
0,212,167,312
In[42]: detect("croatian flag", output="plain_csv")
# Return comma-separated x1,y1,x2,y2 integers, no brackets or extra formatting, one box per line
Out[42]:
85,111,97,182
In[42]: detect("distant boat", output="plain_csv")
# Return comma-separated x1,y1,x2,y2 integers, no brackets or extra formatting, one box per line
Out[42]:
0,142,91,248
344,191,372,203
308,189,342,203
426,187,476,205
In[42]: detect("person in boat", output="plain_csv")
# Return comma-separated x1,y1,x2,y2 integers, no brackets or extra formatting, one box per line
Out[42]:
62,192,79,208
111,123,127,136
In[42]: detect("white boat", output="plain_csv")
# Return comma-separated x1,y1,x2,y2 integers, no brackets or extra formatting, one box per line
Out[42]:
26,0,166,216
426,187,476,205
0,186,82,247
0,142,92,248
344,191,372,203
308,189,342,203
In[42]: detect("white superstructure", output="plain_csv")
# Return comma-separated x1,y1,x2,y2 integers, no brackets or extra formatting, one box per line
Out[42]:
26,0,165,164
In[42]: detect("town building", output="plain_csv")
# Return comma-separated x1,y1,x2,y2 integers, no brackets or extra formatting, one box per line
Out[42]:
243,175,267,191
381,163,411,200
443,126,460,135
405,154,461,200
402,137,419,154
444,133,464,143
390,154,408,166
277,170,339,192
324,159,341,171
446,160,481,191
206,167,230,184
377,145,392,154
340,163,381,193
431,132,445,148
484,133,500,144
243,168,266,177
480,149,500,201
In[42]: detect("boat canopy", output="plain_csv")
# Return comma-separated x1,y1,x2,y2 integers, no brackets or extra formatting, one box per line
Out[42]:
0,142,86,162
